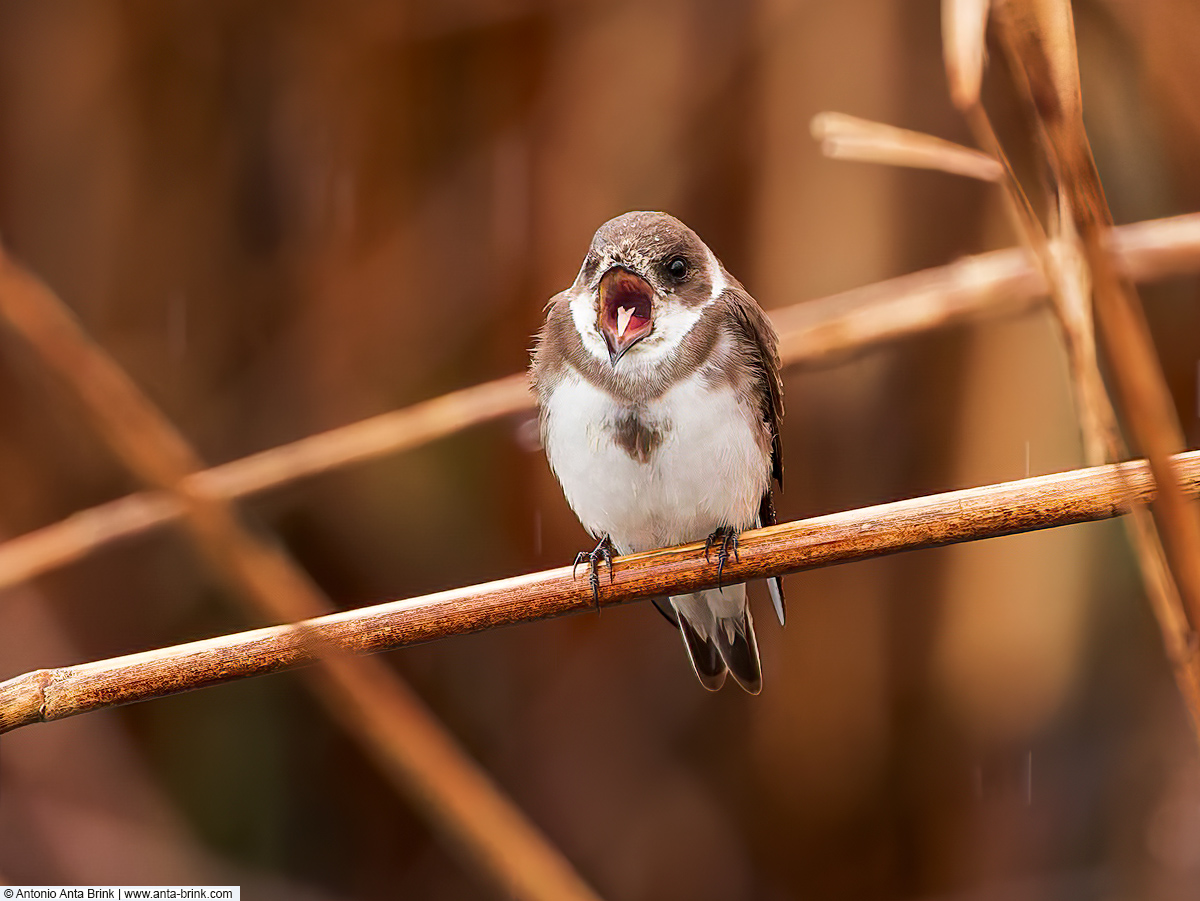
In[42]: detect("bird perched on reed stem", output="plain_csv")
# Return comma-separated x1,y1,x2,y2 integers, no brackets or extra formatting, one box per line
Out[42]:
530,211,785,692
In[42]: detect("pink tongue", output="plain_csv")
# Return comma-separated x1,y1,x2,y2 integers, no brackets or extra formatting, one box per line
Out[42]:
616,305,635,337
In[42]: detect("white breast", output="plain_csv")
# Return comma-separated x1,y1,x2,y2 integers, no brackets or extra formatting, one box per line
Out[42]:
543,369,769,554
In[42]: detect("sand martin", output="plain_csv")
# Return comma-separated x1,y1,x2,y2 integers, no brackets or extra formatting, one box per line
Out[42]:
531,211,785,692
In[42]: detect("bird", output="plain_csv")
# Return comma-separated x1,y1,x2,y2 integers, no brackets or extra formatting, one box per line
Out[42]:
530,211,785,693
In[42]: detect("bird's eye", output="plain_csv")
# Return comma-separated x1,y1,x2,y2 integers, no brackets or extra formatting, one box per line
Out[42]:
665,256,689,280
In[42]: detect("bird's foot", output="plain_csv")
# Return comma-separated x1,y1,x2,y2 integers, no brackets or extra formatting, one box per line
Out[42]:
573,535,615,612
704,527,741,591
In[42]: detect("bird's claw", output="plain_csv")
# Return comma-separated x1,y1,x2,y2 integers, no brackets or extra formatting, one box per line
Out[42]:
704,527,740,591
573,535,615,612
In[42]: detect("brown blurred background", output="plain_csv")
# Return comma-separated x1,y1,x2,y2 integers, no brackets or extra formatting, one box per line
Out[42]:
1,1,1199,898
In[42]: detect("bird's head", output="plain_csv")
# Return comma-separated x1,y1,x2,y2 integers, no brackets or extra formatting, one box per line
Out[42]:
569,211,728,369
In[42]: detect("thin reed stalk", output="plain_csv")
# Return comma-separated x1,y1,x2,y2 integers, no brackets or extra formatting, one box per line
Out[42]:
3,450,1199,735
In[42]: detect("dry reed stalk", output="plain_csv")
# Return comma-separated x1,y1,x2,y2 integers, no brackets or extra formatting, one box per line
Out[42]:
0,213,1198,596
951,0,1121,465
810,112,1004,181
3,450,1199,735
942,0,991,110
812,0,1200,742
0,248,601,901
940,0,1125,509
991,0,1200,734
934,0,1200,741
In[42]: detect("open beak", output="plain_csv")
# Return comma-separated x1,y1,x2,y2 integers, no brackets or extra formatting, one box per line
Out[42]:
597,267,654,365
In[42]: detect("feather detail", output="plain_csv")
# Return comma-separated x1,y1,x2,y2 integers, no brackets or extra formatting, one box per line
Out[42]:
672,586,761,695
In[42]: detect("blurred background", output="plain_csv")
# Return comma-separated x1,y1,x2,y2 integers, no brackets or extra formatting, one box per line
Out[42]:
1,0,1199,898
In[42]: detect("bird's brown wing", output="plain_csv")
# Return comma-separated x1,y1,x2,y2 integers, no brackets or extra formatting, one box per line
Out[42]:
722,284,787,626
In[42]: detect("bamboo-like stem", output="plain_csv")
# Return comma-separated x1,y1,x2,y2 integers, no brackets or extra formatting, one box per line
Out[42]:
0,248,601,901
3,450,1199,736
1,213,1198,595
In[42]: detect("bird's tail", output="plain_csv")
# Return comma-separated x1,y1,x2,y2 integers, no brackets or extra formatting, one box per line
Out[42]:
671,587,762,694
